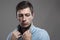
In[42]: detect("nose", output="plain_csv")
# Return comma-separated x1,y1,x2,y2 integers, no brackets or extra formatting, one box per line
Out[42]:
22,15,26,22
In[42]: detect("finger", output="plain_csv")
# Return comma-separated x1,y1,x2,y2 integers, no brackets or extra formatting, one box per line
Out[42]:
16,34,21,39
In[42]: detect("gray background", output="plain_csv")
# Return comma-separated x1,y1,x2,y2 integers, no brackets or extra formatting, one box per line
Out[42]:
0,0,60,40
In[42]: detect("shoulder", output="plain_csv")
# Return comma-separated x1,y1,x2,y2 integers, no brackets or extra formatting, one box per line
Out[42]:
34,26,48,33
34,26,50,40
7,32,12,40
35,26,49,36
34,26,47,33
7,29,17,40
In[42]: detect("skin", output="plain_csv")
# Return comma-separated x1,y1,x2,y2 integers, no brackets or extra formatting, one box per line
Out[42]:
11,7,34,40
17,7,34,27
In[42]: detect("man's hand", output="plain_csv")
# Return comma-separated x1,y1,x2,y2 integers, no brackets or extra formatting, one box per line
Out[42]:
11,30,21,40
23,30,32,40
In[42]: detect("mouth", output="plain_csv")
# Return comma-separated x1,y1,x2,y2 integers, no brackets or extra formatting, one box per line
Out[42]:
21,22,28,26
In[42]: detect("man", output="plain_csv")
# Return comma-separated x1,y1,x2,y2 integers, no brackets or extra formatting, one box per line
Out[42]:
7,1,50,40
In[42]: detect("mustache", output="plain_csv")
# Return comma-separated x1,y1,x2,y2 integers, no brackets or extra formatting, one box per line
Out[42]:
22,20,26,22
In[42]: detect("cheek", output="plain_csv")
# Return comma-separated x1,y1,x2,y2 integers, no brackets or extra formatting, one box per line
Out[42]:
17,17,22,22
27,17,33,22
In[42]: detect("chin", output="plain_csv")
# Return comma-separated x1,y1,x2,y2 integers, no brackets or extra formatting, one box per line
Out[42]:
23,25,29,27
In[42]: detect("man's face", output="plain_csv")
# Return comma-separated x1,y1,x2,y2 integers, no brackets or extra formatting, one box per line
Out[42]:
16,7,34,27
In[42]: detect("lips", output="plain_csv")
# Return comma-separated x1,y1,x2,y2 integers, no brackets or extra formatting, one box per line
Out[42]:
21,22,28,25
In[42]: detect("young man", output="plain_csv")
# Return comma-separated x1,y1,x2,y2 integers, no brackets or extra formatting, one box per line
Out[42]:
7,1,50,40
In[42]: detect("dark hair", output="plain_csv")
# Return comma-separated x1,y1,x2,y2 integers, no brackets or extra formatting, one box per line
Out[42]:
16,1,33,16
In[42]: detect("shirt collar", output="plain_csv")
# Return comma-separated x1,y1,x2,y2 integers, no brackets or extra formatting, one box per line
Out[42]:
29,23,36,34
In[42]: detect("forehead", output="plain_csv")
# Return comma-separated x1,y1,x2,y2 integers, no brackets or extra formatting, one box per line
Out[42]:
17,7,31,14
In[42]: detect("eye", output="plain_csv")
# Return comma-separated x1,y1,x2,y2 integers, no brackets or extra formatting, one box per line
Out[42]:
25,13,30,17
18,14,23,17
